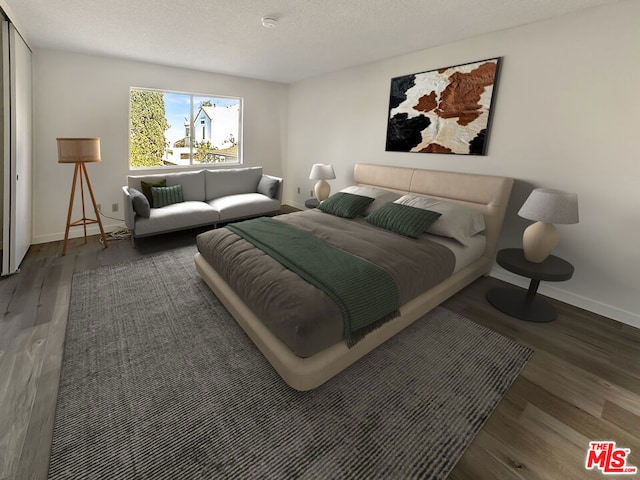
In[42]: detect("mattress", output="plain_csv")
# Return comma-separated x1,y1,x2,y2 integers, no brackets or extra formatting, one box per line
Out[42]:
196,209,459,357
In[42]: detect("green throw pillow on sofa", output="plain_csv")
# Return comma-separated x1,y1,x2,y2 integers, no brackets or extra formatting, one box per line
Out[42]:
151,185,184,208
318,192,374,218
141,179,166,207
366,202,441,238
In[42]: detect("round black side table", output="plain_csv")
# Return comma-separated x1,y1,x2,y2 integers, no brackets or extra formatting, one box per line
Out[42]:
487,248,574,322
305,198,319,209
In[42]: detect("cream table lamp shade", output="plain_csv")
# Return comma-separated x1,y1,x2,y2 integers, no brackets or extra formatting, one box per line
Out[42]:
518,188,578,263
309,164,336,202
57,137,102,163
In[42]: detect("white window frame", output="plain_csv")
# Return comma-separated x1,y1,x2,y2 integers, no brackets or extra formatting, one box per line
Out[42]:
129,87,243,170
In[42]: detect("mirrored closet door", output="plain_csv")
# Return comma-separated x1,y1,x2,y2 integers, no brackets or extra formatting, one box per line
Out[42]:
1,17,32,275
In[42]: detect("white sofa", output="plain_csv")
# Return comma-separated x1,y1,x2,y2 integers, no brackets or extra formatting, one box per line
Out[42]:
122,166,282,239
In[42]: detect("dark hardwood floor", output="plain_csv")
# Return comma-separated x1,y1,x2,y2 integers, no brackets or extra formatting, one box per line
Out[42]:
1,209,638,480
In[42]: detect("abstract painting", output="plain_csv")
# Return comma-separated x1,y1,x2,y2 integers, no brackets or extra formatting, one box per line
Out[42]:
385,58,501,155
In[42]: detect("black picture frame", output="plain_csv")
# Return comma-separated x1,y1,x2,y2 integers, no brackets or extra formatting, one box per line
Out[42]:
385,57,502,156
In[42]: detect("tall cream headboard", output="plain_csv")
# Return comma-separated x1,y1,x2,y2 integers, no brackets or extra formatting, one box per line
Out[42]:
353,163,514,262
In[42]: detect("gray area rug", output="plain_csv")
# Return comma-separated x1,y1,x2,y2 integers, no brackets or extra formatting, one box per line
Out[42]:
49,246,532,479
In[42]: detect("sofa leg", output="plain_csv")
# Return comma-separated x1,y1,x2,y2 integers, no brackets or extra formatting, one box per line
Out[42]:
130,235,136,248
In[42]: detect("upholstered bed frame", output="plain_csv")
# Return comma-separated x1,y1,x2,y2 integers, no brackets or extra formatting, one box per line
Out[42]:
195,163,514,391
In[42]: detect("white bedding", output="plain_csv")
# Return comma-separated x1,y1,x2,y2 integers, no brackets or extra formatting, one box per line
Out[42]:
427,233,486,272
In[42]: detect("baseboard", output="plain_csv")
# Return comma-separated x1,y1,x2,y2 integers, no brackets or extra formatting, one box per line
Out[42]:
285,199,306,210
490,267,640,330
32,222,127,245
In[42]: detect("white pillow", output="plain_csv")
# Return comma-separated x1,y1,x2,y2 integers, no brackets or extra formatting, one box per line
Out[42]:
341,186,401,216
394,195,485,245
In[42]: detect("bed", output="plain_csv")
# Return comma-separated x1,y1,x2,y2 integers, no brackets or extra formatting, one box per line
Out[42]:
194,163,514,391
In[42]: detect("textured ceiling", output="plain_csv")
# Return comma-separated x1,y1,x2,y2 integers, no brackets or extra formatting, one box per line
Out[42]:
2,0,621,83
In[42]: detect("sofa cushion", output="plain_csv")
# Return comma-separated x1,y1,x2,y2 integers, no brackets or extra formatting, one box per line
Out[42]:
208,193,280,222
129,170,205,202
129,188,151,218
141,179,167,207
205,167,263,200
152,185,184,208
167,170,205,201
134,201,219,237
257,175,279,199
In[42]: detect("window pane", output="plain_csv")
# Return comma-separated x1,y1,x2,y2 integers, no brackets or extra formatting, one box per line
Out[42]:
164,92,192,166
129,90,171,168
192,96,240,165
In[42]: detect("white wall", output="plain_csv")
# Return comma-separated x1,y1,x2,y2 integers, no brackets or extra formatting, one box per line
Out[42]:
32,49,288,244
285,0,640,327
26,1,640,327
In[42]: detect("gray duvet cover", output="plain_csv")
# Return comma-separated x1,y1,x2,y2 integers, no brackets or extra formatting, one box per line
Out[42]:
196,209,455,357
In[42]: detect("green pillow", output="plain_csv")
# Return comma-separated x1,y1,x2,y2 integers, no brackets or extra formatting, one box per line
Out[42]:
318,192,374,218
151,185,184,208
366,202,441,238
141,179,167,207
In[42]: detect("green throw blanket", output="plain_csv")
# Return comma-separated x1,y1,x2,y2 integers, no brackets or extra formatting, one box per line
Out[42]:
227,217,399,344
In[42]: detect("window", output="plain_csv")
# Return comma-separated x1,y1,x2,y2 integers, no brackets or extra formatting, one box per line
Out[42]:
129,88,242,168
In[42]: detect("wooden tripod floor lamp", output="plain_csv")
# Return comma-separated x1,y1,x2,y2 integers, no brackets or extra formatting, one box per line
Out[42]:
57,138,108,256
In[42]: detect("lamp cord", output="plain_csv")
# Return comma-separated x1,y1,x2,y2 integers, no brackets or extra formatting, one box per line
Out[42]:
95,206,131,245
97,206,124,223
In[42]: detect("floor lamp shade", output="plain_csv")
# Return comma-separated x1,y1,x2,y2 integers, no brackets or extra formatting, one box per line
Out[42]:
57,137,107,255
518,188,578,263
57,137,101,163
309,164,336,202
